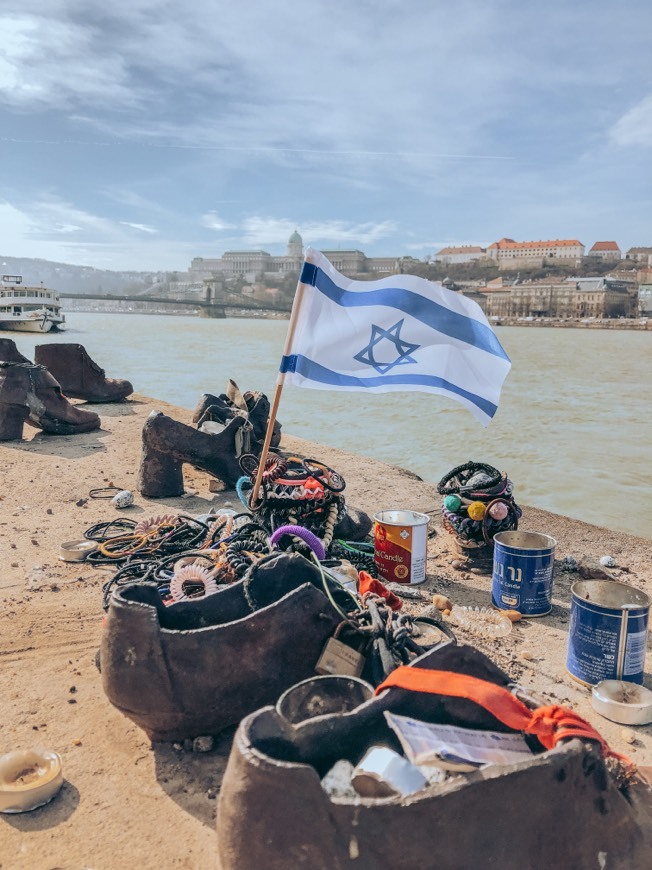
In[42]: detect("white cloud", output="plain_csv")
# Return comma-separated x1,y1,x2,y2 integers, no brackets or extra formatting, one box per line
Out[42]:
120,221,157,233
0,194,110,244
1,2,651,269
609,95,652,148
27,195,115,235
0,14,135,108
200,212,235,231
0,2,516,163
0,195,189,269
405,242,437,251
52,223,82,234
242,217,397,247
100,188,175,218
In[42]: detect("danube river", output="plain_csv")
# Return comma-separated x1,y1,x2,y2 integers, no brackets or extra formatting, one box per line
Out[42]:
14,313,652,540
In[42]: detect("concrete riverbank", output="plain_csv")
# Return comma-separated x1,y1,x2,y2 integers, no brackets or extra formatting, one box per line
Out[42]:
494,317,651,330
0,394,650,868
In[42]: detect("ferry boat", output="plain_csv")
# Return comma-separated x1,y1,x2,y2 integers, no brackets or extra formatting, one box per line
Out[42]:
0,275,66,333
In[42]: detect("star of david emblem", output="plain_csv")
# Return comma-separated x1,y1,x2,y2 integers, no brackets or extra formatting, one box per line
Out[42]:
353,319,420,374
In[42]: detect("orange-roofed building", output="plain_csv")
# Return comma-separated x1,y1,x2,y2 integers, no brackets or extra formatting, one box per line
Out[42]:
486,238,584,269
434,245,487,265
588,241,621,260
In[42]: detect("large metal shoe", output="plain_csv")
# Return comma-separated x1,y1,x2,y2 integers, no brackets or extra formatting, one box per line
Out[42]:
34,342,133,402
217,641,652,870
138,409,251,496
99,553,345,741
0,361,101,440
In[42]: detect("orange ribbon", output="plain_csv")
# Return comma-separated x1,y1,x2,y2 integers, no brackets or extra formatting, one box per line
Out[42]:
358,571,403,611
376,667,630,762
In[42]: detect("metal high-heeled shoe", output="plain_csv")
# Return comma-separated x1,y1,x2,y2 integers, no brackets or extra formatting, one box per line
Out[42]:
137,409,252,496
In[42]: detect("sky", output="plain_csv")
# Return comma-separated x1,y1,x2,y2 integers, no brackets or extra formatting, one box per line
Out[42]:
0,0,651,272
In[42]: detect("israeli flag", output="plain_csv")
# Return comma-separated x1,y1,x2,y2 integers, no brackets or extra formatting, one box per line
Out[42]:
280,249,511,426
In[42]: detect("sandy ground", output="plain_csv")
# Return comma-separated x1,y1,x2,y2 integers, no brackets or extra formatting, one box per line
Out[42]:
0,393,650,870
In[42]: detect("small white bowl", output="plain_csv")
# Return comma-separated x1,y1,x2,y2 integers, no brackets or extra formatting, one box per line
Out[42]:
591,680,652,726
0,749,63,813
59,540,98,562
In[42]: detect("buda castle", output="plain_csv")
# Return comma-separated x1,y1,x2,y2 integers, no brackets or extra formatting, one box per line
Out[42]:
188,231,417,281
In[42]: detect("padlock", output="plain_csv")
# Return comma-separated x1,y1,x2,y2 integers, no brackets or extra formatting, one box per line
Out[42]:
316,623,366,677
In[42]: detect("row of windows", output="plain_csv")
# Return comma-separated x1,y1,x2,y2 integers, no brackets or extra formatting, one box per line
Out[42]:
498,251,580,257
0,305,57,312
0,290,58,299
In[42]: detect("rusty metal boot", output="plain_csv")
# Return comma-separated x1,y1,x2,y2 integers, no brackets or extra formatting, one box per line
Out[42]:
138,410,251,497
100,553,344,740
217,641,652,870
0,362,101,440
0,338,31,363
34,343,133,402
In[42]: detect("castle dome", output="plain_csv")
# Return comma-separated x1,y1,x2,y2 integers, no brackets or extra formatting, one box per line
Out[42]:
287,229,303,258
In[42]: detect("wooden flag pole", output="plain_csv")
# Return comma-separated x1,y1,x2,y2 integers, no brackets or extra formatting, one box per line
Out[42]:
250,264,311,506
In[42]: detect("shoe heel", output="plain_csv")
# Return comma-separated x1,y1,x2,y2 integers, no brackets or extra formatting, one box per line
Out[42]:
138,445,185,498
0,405,29,441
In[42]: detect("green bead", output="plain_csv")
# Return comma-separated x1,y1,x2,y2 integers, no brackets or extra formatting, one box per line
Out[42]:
444,495,462,511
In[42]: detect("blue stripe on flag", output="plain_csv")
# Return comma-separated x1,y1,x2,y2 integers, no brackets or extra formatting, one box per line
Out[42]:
300,260,508,361
280,353,498,418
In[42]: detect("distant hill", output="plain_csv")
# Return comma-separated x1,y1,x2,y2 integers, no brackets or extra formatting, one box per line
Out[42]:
403,257,629,284
0,256,162,296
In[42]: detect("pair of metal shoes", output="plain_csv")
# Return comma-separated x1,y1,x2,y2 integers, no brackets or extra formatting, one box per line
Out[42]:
0,338,101,440
217,641,652,869
137,380,280,496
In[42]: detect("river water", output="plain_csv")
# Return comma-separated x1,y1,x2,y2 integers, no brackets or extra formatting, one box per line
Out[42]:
13,313,652,540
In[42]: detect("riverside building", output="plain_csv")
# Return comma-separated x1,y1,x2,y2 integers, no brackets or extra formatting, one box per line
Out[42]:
478,276,636,320
188,231,417,281
486,238,585,269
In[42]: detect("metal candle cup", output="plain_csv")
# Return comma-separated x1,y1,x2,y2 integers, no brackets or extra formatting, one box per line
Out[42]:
491,531,556,617
373,510,429,585
567,579,650,686
276,676,374,725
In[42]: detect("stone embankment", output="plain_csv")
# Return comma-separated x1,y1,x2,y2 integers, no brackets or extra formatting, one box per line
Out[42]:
495,318,650,330
0,393,650,868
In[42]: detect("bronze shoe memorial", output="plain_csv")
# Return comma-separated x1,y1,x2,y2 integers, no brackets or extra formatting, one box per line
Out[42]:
0,338,32,364
138,382,283,497
99,553,350,741
193,378,282,450
0,360,101,440
237,453,372,544
34,342,133,402
137,409,251,496
216,641,652,870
